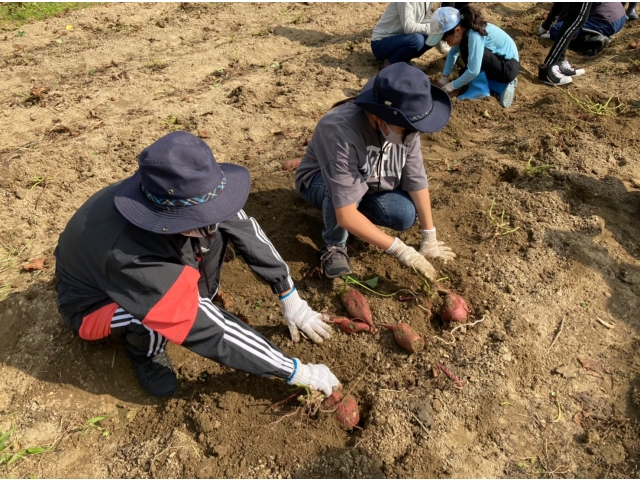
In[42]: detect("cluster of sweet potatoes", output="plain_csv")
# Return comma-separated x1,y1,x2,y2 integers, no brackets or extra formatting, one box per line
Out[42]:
322,287,470,431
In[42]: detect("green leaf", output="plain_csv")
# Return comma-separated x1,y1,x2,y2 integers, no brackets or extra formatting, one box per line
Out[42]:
102,430,110,437
86,415,109,426
24,447,47,454
0,427,15,452
363,277,379,289
7,453,24,465
517,462,525,469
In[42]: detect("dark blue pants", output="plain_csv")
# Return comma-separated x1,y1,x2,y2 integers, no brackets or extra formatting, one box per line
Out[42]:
549,16,626,39
371,33,433,64
298,172,417,249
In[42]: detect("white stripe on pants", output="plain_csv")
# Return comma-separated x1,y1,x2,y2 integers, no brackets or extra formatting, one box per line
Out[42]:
109,307,168,357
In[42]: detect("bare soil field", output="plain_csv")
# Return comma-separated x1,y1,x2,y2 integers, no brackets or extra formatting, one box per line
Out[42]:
0,2,639,478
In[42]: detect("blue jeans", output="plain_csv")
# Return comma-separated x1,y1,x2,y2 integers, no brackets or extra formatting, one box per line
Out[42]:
550,16,626,40
298,172,417,249
371,33,433,64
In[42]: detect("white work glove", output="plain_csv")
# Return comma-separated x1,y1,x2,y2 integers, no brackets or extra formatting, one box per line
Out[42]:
386,237,437,281
287,358,340,397
442,82,455,93
436,40,451,55
437,75,450,87
538,25,548,35
419,228,456,262
280,288,331,344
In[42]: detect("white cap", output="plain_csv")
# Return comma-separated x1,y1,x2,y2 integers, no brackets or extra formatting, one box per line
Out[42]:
426,7,461,46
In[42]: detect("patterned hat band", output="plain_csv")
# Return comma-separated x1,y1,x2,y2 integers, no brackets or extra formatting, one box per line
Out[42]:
407,102,434,123
141,178,226,207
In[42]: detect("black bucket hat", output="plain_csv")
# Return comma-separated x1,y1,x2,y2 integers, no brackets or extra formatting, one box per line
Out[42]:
354,62,452,133
114,131,251,234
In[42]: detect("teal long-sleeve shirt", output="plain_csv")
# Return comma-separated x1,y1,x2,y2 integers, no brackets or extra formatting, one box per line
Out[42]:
443,23,519,89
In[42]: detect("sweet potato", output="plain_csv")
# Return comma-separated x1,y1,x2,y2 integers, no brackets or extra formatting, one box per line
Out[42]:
323,390,360,431
340,289,374,329
380,322,425,353
323,390,343,408
439,293,469,323
330,317,373,334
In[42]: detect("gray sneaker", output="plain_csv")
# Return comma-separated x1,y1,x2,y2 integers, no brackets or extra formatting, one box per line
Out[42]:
320,245,352,279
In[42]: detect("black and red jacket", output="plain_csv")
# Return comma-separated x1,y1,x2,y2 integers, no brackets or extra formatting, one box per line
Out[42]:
55,180,295,379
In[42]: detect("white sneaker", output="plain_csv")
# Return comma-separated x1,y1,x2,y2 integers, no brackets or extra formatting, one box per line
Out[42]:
538,64,572,86
559,60,585,77
436,40,450,55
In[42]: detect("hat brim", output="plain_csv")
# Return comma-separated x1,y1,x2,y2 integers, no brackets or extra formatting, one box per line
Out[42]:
354,76,452,134
114,163,251,234
426,33,444,47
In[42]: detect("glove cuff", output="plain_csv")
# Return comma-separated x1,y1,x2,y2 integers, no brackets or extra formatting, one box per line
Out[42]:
280,287,303,316
420,228,437,243
286,359,310,386
385,237,404,256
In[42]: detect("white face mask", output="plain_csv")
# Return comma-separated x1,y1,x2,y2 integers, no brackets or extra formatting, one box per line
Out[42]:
379,121,419,146
380,121,404,145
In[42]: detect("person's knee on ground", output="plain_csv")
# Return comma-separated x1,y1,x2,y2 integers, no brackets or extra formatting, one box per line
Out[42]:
570,28,611,56
457,72,490,101
386,33,428,64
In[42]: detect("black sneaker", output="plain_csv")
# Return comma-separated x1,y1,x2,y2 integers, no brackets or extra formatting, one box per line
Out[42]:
558,60,585,77
538,64,572,86
627,3,638,21
320,245,352,279
126,344,178,397
585,34,610,56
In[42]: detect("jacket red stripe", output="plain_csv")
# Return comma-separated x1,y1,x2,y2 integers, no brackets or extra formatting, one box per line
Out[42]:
79,302,119,341
142,266,200,344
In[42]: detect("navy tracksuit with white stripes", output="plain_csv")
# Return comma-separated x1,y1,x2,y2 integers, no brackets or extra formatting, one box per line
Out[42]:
543,2,593,67
55,180,296,380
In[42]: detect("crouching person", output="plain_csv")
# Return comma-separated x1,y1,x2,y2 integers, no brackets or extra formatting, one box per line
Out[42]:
428,6,520,107
295,63,456,280
54,131,338,398
540,2,627,57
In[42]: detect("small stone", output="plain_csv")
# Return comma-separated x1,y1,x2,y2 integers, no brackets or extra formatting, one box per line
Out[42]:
585,430,600,444
214,444,230,457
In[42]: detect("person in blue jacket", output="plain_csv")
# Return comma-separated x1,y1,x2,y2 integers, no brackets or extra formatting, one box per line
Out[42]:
426,5,520,108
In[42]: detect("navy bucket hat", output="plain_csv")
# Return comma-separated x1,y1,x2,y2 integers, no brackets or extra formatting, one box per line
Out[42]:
114,131,251,234
354,62,452,133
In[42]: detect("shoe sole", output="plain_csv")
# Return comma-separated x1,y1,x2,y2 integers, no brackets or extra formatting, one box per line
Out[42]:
500,78,518,108
542,76,572,86
142,383,178,398
324,268,352,279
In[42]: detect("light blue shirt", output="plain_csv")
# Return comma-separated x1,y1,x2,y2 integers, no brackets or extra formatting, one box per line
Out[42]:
443,23,519,89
